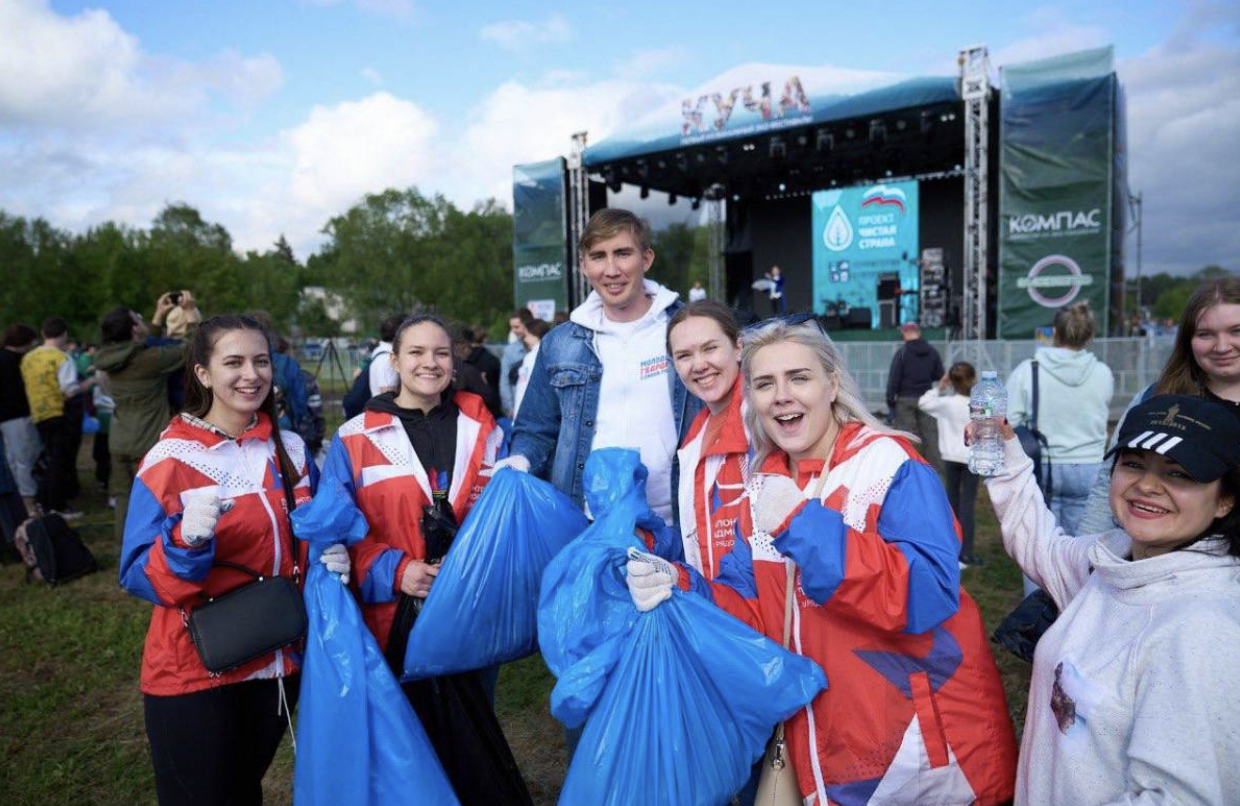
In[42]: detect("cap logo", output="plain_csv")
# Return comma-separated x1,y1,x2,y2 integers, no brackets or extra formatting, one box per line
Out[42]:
1160,405,1179,426
1127,430,1184,455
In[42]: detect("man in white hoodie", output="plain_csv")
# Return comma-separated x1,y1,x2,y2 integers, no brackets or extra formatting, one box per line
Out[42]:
503,209,701,529
1006,302,1113,564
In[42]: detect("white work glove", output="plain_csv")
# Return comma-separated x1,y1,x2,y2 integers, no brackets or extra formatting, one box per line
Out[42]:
625,547,676,612
181,494,226,547
754,475,809,537
493,454,531,473
320,543,351,584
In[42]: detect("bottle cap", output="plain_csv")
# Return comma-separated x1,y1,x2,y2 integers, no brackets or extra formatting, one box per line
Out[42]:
980,370,998,379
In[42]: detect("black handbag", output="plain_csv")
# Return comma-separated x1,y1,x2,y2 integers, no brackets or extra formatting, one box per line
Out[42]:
1012,359,1053,501
183,468,307,675
991,588,1060,664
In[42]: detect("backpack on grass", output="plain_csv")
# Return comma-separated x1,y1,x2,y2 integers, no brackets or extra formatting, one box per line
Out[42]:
14,514,98,585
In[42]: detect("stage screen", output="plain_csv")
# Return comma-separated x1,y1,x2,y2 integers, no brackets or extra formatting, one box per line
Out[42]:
811,179,920,329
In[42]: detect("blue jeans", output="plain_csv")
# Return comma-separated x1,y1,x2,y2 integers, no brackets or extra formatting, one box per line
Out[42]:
1023,461,1106,596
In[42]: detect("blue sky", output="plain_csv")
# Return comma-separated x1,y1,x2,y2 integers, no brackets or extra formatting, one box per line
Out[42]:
1,0,1236,276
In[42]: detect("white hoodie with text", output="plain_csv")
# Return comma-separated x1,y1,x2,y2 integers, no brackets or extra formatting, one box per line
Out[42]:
571,279,680,524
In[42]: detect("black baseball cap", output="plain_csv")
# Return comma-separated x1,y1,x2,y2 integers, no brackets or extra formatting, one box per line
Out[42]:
1107,394,1240,483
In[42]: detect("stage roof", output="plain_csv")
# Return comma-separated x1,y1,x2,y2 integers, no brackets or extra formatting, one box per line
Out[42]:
583,63,961,167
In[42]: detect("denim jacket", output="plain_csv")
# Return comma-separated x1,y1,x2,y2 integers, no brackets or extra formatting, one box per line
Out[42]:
510,299,701,525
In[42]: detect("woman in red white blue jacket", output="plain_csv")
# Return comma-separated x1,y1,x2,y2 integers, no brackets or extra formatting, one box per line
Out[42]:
668,300,752,579
119,315,346,806
628,318,1017,806
308,314,531,805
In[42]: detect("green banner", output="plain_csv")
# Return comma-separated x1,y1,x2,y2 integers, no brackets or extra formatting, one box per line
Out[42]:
512,159,569,320
997,47,1116,338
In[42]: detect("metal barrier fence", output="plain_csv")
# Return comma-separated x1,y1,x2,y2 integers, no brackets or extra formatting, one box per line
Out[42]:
837,336,1176,416
293,335,1177,417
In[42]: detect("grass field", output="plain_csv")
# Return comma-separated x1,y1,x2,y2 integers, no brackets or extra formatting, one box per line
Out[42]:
0,434,1032,806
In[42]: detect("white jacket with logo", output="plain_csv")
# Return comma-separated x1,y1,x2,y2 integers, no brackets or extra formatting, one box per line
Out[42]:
986,438,1240,806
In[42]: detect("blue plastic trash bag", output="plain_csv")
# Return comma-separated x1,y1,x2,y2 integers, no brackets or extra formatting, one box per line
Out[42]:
403,467,589,679
82,414,100,435
291,482,459,806
538,449,826,806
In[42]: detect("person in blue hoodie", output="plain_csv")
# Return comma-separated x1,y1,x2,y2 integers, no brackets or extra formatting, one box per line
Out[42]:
1006,301,1113,592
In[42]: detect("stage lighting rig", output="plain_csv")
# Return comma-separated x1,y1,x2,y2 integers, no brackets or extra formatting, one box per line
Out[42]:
769,137,787,159
668,193,678,205
816,128,834,151
640,186,650,199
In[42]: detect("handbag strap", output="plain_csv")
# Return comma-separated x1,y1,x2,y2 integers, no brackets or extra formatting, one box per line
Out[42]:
774,468,832,744
275,454,302,583
1029,359,1039,431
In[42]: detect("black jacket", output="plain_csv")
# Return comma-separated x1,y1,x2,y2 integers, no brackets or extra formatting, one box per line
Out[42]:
886,338,944,408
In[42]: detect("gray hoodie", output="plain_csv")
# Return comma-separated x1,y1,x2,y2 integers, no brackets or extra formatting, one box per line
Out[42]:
1006,346,1114,463
986,437,1240,806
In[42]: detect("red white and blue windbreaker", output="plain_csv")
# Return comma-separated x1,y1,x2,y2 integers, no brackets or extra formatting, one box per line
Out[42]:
315,392,501,651
118,412,316,696
683,422,1016,806
676,376,752,580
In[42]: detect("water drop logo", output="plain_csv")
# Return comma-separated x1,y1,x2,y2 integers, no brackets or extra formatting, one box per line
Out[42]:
824,205,853,252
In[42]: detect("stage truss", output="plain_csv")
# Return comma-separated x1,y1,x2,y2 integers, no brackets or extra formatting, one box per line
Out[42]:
960,45,991,341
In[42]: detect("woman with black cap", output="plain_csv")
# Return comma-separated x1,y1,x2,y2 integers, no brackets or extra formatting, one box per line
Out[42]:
978,393,1240,805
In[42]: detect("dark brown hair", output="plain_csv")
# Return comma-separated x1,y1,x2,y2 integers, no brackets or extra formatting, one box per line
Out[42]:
1156,277,1240,395
392,313,454,354
948,361,977,396
3,323,38,349
184,315,298,488
666,300,741,355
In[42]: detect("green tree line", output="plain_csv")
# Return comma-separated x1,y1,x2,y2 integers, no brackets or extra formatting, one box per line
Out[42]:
0,188,516,342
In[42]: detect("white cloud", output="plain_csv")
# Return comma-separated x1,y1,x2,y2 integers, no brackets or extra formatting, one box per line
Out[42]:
991,8,1107,68
480,14,570,51
0,0,282,128
445,77,684,207
284,91,438,214
612,47,689,79
361,66,383,86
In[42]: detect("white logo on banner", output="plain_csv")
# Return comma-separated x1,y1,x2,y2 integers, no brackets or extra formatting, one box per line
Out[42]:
1016,254,1093,307
824,206,853,252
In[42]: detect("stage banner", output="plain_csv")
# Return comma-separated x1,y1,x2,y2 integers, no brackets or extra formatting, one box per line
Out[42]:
513,159,569,318
811,179,920,328
583,68,958,166
998,47,1116,338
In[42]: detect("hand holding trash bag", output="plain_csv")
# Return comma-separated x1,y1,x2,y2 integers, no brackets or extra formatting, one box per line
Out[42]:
402,466,589,679
290,481,459,806
624,548,675,612
539,449,827,806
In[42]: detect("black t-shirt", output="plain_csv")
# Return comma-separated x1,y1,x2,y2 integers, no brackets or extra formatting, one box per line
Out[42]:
365,391,459,493
1204,387,1240,425
0,349,30,422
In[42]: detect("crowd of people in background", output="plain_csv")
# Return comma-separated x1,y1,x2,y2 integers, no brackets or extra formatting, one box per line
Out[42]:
1,209,1238,806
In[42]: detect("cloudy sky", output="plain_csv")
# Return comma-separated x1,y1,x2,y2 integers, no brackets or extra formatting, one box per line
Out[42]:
1,0,1236,276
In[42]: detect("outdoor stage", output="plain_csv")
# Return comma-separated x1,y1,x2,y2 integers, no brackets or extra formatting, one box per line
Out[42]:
513,45,1126,340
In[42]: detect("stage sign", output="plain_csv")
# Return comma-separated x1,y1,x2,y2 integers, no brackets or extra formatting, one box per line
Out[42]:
811,180,920,328
583,70,958,166
997,47,1118,338
512,159,569,314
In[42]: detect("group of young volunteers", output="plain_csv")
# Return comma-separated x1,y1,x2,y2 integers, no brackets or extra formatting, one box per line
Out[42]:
116,205,1240,806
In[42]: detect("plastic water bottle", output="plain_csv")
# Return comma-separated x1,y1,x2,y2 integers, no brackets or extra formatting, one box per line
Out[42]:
968,371,1007,476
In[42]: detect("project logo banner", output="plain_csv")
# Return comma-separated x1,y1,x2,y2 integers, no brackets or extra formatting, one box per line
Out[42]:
812,180,920,328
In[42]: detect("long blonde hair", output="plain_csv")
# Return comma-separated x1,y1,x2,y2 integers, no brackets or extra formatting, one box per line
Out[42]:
741,320,915,471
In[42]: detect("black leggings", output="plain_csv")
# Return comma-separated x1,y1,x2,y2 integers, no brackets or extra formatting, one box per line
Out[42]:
943,461,979,557
144,676,299,806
